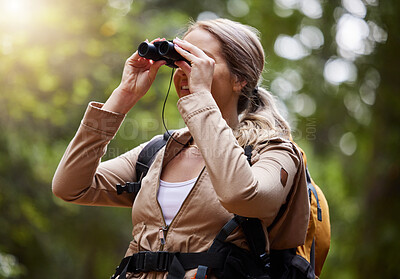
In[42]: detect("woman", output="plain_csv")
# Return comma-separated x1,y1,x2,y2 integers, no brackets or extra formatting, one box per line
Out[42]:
52,18,309,278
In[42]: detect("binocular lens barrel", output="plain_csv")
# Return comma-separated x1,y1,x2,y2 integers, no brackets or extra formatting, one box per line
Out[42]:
158,41,180,60
138,42,150,56
158,41,171,56
138,42,161,61
137,40,189,68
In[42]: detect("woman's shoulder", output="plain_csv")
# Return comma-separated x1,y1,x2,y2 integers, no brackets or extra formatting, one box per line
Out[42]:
252,137,304,168
255,137,299,152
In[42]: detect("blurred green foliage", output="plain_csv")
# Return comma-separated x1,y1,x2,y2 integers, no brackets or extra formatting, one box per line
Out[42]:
0,0,399,278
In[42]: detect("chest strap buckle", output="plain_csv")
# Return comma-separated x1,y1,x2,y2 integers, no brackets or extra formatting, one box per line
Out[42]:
136,251,171,272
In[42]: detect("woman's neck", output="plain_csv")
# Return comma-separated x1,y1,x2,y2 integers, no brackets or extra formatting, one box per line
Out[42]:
221,109,239,128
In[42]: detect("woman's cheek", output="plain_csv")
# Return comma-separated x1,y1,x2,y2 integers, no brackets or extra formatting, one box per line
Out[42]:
173,76,181,98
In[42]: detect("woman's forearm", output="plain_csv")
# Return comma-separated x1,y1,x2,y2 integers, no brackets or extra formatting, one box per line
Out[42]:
52,102,137,207
102,87,141,114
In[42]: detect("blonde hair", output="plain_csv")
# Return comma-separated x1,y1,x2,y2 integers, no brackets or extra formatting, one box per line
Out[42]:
185,18,291,147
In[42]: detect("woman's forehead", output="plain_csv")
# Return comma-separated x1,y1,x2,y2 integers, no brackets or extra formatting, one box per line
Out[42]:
183,28,223,60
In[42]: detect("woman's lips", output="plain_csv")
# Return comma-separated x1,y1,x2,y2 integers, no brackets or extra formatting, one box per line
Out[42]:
180,80,189,92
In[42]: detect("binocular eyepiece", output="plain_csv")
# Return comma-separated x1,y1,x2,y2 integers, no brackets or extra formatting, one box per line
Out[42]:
137,40,190,68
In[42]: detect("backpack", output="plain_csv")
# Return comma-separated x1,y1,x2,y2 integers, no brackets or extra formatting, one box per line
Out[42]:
294,144,330,278
114,131,330,279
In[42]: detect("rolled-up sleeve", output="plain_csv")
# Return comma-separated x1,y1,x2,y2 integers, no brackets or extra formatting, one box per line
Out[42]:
52,102,148,207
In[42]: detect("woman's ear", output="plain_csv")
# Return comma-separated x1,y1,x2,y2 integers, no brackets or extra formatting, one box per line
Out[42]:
232,76,247,93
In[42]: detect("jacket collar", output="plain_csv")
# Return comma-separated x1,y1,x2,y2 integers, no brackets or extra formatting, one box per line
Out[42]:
162,128,192,168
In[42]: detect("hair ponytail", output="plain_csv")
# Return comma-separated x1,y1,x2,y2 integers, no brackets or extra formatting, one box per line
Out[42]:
233,86,291,147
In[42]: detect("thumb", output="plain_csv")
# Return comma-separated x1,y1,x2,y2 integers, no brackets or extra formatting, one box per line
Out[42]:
148,60,166,80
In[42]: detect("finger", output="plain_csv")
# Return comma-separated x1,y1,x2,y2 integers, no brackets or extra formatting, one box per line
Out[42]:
127,50,141,61
173,38,209,59
173,43,198,63
149,37,162,44
175,60,192,77
127,54,150,68
148,60,167,80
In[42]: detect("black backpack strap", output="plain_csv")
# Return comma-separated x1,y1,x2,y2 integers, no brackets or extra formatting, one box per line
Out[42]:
240,217,269,266
116,130,175,195
198,214,245,278
136,130,175,180
244,145,253,165
110,251,225,279
209,215,246,251
240,145,270,268
310,238,316,274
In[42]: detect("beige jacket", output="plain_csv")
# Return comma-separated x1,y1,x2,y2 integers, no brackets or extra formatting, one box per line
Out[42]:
52,90,309,278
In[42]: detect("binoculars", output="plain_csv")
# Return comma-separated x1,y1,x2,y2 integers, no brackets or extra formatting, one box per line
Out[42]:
137,40,190,68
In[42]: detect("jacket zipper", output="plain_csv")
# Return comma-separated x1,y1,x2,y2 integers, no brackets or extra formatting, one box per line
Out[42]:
159,226,167,246
157,166,206,251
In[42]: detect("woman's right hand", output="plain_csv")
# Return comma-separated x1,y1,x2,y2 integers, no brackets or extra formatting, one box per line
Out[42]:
103,39,166,114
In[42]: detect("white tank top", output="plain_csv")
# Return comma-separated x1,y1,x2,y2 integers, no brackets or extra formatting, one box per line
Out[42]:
158,177,197,225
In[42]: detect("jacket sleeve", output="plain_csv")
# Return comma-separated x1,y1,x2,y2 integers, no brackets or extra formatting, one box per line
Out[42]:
52,102,149,207
177,91,307,224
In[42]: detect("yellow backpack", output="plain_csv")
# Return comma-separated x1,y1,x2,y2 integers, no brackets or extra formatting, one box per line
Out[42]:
295,144,331,278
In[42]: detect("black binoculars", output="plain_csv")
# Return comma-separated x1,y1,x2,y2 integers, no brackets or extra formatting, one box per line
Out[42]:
137,40,190,68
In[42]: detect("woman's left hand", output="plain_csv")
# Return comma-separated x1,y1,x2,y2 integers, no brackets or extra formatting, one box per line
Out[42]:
173,37,215,94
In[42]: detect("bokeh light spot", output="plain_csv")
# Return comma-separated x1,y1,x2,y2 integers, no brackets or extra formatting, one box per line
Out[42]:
292,93,316,117
227,0,249,18
336,14,370,57
299,0,323,19
100,21,117,37
274,0,298,10
342,0,366,18
368,20,388,43
299,25,324,49
274,35,310,60
283,69,303,91
273,3,294,18
197,11,219,21
108,0,132,16
323,58,357,85
271,77,294,100
365,0,379,6
359,84,376,105
339,132,357,156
